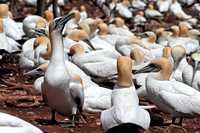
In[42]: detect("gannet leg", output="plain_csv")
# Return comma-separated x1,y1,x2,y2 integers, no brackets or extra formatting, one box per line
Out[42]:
172,117,176,124
178,117,183,126
59,114,76,127
50,110,58,125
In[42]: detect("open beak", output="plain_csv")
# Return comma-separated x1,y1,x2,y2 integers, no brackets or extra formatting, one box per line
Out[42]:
83,39,95,50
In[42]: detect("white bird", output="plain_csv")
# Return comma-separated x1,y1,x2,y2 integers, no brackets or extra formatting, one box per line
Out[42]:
79,5,88,23
64,10,81,29
0,112,42,133
134,57,200,126
116,0,132,19
101,56,150,132
162,46,174,69
131,0,146,10
156,0,171,13
0,4,22,40
170,0,192,19
68,44,119,82
109,0,118,10
133,11,146,28
182,53,200,91
155,28,171,46
145,4,163,18
42,13,85,127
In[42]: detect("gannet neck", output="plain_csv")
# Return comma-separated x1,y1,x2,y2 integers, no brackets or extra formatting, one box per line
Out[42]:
0,19,3,33
8,11,13,19
129,36,143,46
98,23,108,35
130,48,144,65
40,39,52,60
179,24,188,38
115,17,124,28
0,4,8,18
71,73,83,86
171,26,180,38
117,56,132,87
78,23,90,35
151,58,172,80
69,44,85,56
44,10,54,23
190,53,200,69
147,32,156,44
163,47,172,58
188,29,200,40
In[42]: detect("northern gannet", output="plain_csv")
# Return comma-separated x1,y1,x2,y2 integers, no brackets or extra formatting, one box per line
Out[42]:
101,56,150,131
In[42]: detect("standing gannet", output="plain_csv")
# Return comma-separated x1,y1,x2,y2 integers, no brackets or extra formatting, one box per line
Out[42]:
79,5,88,23
145,4,163,18
116,0,132,19
131,0,146,10
134,57,200,125
133,11,146,31
182,53,200,91
156,0,172,13
68,44,118,82
0,112,42,133
109,0,118,10
101,56,150,132
42,13,85,127
108,17,133,36
0,4,22,40
171,45,188,82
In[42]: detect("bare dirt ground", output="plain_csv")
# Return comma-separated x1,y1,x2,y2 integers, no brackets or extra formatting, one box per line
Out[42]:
1,0,200,132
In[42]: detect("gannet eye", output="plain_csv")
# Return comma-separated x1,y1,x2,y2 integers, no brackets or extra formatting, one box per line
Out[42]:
37,68,43,72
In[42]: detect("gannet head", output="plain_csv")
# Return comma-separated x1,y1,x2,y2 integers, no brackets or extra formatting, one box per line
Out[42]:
156,28,165,36
44,10,54,23
122,0,130,7
112,17,124,28
188,29,200,40
130,48,144,65
69,29,95,50
190,53,200,86
136,32,156,44
176,12,182,19
80,5,86,12
148,4,154,10
95,18,104,24
117,56,132,87
83,18,98,35
171,45,186,70
49,12,75,33
134,58,172,80
0,4,8,18
179,24,188,37
129,36,143,46
69,44,85,56
34,36,50,49
78,23,90,35
164,26,180,38
162,47,171,58
0,19,3,33
139,11,144,16
69,10,81,23
24,63,49,76
97,23,108,35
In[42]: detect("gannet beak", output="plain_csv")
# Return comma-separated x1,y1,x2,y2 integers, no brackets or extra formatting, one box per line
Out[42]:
135,33,149,38
191,61,199,86
24,68,44,76
31,28,47,37
54,12,75,29
164,28,173,32
134,64,157,74
83,39,96,50
173,61,179,71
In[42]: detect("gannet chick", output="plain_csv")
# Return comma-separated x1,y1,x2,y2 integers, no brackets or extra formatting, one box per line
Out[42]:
42,13,85,127
134,57,200,126
101,56,150,132
0,112,42,133
182,53,200,91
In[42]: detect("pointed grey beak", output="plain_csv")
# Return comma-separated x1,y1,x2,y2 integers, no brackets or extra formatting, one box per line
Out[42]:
191,61,199,86
54,12,75,30
83,39,95,50
32,28,47,37
134,64,157,74
164,28,173,32
173,61,179,71
135,33,149,38
24,68,44,76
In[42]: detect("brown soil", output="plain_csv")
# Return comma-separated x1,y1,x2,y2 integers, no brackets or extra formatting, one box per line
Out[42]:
1,0,200,133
